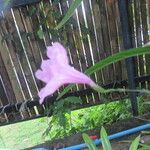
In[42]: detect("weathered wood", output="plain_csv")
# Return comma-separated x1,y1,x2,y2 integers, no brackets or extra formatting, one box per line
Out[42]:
1,11,30,118
97,0,114,84
134,0,146,88
143,0,150,89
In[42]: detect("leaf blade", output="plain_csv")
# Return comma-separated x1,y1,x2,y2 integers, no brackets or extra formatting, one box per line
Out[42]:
82,133,98,150
100,126,112,150
129,135,140,150
55,0,83,29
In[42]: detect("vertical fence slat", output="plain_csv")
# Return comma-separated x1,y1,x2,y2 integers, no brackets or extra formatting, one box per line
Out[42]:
97,0,114,84
143,0,150,89
0,79,16,122
1,11,31,118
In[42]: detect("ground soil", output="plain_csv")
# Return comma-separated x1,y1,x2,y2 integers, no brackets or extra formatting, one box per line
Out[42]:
27,114,150,150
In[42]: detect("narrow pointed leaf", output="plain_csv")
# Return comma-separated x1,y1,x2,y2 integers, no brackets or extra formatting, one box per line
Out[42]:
100,126,112,150
82,133,98,150
85,46,150,75
55,0,83,29
129,135,140,150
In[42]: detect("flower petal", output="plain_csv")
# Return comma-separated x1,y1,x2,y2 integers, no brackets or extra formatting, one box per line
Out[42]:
38,77,64,104
47,42,69,65
35,69,48,83
62,66,95,86
35,60,53,83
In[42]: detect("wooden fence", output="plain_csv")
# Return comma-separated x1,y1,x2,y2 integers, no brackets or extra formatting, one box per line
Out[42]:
0,0,150,125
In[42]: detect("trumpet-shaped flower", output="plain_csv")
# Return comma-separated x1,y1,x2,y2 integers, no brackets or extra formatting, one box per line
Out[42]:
35,42,96,104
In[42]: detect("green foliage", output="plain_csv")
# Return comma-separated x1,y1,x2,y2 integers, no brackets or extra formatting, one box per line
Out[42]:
100,126,112,150
42,96,82,139
42,96,150,141
55,0,83,29
82,127,147,150
129,135,141,150
138,143,150,150
42,98,133,140
37,28,44,39
82,133,98,150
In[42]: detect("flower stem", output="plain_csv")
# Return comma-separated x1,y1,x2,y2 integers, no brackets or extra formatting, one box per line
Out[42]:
92,85,150,95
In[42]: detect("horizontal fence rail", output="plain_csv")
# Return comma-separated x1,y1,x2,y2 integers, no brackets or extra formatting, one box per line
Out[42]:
0,0,150,125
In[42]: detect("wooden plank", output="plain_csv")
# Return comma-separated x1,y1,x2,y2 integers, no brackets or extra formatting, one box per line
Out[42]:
114,0,127,81
81,0,102,103
65,0,96,104
83,0,102,84
0,29,24,122
0,19,24,104
146,0,150,89
0,50,16,104
97,0,114,84
0,75,15,122
105,0,126,99
12,7,45,115
134,0,146,88
0,11,30,118
27,4,47,59
90,0,105,84
105,0,122,81
75,0,96,103
18,6,45,114
140,0,150,89
0,97,7,123
13,8,38,95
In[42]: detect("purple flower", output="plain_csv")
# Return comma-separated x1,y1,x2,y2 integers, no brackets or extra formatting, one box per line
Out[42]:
35,42,95,104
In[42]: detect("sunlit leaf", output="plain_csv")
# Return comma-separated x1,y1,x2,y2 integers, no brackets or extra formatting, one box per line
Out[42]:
129,135,140,150
138,143,150,150
82,133,98,150
100,126,112,150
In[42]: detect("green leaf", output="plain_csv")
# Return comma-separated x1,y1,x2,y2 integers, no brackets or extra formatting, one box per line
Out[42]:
100,126,112,150
82,133,98,150
64,96,82,104
139,143,150,150
85,46,150,75
129,135,140,150
57,84,75,100
37,28,44,39
57,46,150,99
55,0,83,29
